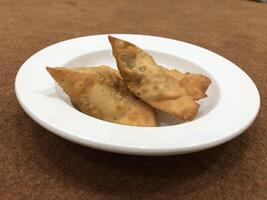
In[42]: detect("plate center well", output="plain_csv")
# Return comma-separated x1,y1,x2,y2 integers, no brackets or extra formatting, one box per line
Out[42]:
55,49,220,126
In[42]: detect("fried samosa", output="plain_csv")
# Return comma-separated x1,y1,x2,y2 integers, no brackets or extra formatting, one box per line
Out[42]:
46,66,156,126
108,36,211,120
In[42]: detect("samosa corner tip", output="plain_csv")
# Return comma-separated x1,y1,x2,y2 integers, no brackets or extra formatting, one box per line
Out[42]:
108,35,117,44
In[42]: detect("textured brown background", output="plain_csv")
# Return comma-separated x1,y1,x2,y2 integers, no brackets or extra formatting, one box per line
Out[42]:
0,0,266,199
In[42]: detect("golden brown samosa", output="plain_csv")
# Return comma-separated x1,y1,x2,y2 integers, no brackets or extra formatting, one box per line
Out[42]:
46,66,156,126
108,36,211,121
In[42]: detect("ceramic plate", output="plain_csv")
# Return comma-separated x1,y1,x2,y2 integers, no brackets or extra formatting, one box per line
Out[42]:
15,34,260,155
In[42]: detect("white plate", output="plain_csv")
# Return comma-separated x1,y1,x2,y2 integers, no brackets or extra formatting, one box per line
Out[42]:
15,34,260,155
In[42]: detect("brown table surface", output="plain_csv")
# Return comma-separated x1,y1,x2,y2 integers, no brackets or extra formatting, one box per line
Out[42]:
1,0,266,199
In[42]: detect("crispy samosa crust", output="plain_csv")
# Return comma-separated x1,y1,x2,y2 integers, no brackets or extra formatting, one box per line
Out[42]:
109,36,211,120
46,66,156,126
